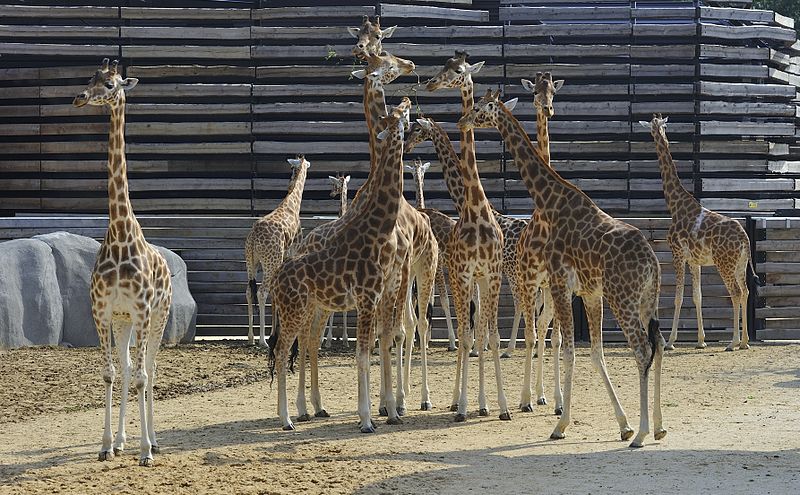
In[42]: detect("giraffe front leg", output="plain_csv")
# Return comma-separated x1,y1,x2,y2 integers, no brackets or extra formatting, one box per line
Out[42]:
667,254,686,350
132,319,153,467
551,316,564,416
549,284,574,440
356,307,378,433
309,311,329,417
518,293,535,412
95,314,115,461
690,265,709,349
483,276,511,421
112,322,133,456
534,291,550,407
652,335,667,441
145,313,167,456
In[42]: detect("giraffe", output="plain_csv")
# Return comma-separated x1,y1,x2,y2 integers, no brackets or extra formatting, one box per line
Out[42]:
640,114,759,351
244,156,310,347
424,50,527,359
513,72,565,413
461,89,666,447
321,174,351,349
268,97,412,432
73,58,172,466
406,158,458,351
348,15,397,60
419,54,512,421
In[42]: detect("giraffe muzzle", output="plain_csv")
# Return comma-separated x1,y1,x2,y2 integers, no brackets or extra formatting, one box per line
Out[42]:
73,93,89,108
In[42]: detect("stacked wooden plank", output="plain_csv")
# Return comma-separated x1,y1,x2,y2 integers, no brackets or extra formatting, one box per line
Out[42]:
755,217,800,340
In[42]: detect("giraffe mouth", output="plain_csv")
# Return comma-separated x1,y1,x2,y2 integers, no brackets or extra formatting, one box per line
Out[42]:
73,94,89,107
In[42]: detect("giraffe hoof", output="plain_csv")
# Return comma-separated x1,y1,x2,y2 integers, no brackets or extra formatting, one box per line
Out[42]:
150,444,160,454
621,428,635,441
296,413,312,422
554,407,563,416
696,342,707,349
664,343,676,351
113,446,124,456
378,406,388,417
479,408,489,417
387,416,403,426
725,346,735,352
98,450,114,461
396,407,406,417
449,404,459,412
454,413,467,423
420,401,432,411
500,352,512,359
360,423,376,434
499,412,512,421
550,431,565,440
139,456,154,467
315,410,330,418
282,423,295,431
629,441,644,448
739,343,750,350
469,351,479,358
447,346,457,352
654,428,667,440
520,404,533,413
537,398,547,406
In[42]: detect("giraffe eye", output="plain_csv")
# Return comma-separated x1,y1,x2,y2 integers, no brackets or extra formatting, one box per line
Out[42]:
104,82,114,89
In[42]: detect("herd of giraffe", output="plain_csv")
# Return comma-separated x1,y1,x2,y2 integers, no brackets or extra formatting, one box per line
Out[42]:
71,15,760,467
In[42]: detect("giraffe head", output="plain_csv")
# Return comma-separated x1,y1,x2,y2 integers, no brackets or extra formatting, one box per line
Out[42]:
520,72,564,119
348,15,397,60
287,154,311,179
377,97,412,144
73,58,138,108
328,173,351,198
457,89,518,131
639,113,669,141
425,50,485,91
405,158,431,182
404,117,434,152
351,51,416,87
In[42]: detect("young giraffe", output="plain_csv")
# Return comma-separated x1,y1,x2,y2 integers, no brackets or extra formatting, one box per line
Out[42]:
73,59,172,466
424,50,527,359
406,158,458,351
462,89,666,447
244,156,310,347
269,98,412,432
321,174,351,349
641,114,759,351
513,72,565,413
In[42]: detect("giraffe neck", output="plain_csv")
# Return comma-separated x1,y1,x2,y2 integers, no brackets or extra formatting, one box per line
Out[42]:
653,129,698,215
414,174,425,209
362,127,403,233
106,94,138,235
428,121,467,209
459,84,477,175
496,105,590,221
351,77,388,207
339,186,348,217
535,106,551,166
274,165,308,221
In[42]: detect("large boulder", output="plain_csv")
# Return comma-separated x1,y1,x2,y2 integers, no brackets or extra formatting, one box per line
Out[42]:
0,239,64,348
0,232,196,349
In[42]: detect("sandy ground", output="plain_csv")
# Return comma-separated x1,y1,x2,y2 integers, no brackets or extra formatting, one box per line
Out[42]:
1,341,798,494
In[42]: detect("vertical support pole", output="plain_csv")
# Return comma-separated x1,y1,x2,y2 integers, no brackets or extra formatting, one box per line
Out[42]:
745,216,761,342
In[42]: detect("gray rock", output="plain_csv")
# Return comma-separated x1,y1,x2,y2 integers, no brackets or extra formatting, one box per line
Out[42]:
33,232,100,347
0,239,64,348
153,245,197,344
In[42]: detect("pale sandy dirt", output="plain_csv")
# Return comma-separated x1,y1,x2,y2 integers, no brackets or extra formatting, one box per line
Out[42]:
0,342,798,495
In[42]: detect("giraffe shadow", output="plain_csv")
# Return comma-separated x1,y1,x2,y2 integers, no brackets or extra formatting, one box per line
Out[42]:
774,368,800,388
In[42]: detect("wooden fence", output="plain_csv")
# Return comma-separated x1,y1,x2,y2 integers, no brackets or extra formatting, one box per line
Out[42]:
3,214,793,341
1,0,798,218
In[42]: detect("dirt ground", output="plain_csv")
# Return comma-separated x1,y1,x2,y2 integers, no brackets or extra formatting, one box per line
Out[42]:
1,340,798,494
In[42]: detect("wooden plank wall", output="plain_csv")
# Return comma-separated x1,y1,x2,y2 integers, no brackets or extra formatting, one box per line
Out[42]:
0,0,798,218
0,215,761,342
755,217,800,340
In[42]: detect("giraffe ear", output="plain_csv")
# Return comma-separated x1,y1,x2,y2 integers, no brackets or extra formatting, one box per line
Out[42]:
328,175,338,184
553,79,564,92
120,78,138,91
376,128,389,140
381,25,398,39
421,162,431,173
638,121,650,128
503,98,518,111
287,158,302,167
344,175,350,183
416,118,432,130
520,79,535,93
404,164,414,171
662,116,669,125
351,69,367,80
466,61,485,74
347,27,361,39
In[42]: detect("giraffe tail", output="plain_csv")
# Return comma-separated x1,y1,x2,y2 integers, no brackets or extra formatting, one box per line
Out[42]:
645,318,661,375
249,279,258,303
266,328,299,382
747,257,764,287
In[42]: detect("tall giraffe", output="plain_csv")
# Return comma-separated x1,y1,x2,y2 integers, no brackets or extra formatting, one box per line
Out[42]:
412,74,511,419
513,72,565,413
73,59,172,466
321,174,351,349
244,156,310,347
406,158,458,351
425,51,527,359
462,89,666,447
641,114,759,351
269,98,412,432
